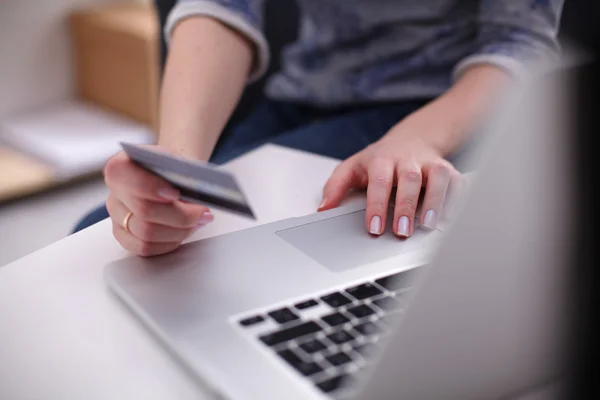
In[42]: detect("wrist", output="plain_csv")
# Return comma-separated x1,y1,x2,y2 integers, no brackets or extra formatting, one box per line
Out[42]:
157,137,211,161
445,64,511,124
392,96,467,157
419,64,511,155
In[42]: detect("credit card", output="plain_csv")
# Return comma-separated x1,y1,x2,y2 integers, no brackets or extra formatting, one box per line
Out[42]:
121,142,256,219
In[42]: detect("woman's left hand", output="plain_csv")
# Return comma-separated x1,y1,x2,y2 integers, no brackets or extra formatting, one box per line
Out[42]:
318,100,464,238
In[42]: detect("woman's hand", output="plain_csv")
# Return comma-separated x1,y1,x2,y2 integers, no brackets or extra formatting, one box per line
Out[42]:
318,99,464,238
319,65,511,237
104,146,213,256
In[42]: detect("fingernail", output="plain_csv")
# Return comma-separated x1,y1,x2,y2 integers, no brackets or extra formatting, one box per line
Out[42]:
369,215,382,235
318,198,327,210
397,216,410,237
422,209,437,230
196,211,214,227
158,187,179,200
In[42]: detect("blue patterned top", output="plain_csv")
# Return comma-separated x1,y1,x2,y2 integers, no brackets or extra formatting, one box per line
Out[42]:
166,0,564,106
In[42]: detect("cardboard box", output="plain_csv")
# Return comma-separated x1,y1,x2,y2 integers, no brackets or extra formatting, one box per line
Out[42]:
69,2,160,132
0,147,54,203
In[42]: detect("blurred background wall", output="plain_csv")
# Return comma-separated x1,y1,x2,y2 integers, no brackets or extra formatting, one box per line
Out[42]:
0,0,150,119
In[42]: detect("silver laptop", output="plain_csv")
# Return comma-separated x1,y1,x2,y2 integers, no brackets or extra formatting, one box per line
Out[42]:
104,67,574,400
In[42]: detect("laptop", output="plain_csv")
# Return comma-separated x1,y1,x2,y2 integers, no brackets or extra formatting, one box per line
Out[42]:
104,66,574,399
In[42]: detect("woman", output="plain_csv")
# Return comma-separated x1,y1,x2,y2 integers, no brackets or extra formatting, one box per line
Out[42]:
75,0,563,256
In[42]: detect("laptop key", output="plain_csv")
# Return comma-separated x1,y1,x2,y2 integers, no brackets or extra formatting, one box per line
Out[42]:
277,349,323,377
375,269,418,291
316,374,348,394
346,304,376,319
299,338,327,354
321,292,352,308
345,283,382,300
294,299,318,310
353,342,376,356
326,351,353,367
268,307,300,324
371,296,402,311
353,321,383,336
260,321,322,346
239,315,265,327
327,330,355,345
322,312,350,327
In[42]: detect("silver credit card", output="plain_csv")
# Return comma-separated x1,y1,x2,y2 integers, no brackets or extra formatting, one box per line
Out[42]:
121,142,255,219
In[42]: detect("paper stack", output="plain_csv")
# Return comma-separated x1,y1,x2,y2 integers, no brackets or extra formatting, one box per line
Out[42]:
0,101,154,181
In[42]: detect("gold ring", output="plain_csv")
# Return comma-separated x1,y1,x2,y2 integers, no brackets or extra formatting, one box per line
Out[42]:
123,211,133,234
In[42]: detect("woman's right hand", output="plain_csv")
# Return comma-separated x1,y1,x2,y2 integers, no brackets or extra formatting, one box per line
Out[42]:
104,147,214,257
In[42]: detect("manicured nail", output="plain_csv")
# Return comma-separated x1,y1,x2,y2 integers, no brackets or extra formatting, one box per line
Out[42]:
158,187,179,200
318,198,327,210
397,216,410,237
196,211,214,227
422,209,437,230
369,215,382,235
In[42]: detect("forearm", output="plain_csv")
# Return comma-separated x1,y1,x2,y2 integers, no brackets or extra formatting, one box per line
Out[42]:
158,16,253,160
416,0,563,157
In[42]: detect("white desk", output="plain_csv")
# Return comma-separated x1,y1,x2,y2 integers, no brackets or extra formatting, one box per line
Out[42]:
0,145,366,400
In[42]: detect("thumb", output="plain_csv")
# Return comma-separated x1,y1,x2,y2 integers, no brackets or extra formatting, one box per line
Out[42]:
319,159,363,211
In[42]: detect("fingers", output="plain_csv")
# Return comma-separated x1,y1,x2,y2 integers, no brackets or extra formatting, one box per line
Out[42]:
113,224,182,257
319,157,366,211
107,193,214,257
419,162,452,230
365,154,395,235
104,151,179,203
393,165,423,238
104,149,217,257
108,197,200,243
118,192,211,229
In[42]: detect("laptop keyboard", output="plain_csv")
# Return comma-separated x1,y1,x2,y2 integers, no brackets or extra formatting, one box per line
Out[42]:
237,268,420,398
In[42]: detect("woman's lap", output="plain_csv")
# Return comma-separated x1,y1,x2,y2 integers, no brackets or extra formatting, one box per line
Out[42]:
212,98,429,163
72,98,429,233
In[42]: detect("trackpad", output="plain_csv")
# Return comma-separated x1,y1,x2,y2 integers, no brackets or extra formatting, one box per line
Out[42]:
275,210,436,272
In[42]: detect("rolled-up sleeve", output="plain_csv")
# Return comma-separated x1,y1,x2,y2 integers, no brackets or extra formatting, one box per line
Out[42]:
165,0,269,82
454,0,565,80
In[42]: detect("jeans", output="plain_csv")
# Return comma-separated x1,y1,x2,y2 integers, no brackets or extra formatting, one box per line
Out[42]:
72,97,431,233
